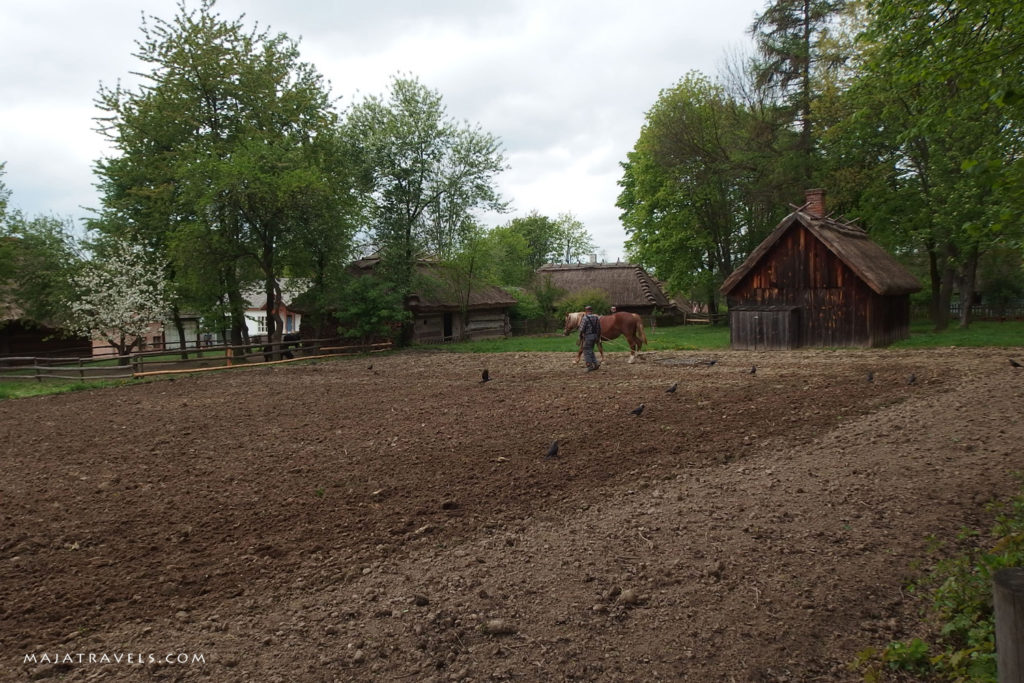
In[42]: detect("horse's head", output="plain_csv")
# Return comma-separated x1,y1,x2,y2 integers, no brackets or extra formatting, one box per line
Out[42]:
563,311,583,336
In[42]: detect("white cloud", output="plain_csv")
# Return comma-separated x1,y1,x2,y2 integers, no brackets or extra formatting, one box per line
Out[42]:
0,0,765,259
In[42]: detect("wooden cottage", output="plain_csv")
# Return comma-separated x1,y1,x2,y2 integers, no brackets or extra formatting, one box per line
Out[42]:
720,189,922,349
351,258,517,344
535,261,671,316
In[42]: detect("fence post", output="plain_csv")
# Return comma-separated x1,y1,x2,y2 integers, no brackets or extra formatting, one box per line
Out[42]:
994,567,1024,683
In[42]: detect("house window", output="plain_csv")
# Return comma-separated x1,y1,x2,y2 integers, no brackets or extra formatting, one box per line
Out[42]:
256,316,267,333
286,314,294,332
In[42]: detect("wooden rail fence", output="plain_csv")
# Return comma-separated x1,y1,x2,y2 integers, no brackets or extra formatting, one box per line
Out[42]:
0,337,391,382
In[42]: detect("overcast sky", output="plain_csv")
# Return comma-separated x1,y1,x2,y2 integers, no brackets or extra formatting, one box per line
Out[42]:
0,0,766,261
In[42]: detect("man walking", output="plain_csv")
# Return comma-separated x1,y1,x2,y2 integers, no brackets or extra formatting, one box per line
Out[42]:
579,305,602,371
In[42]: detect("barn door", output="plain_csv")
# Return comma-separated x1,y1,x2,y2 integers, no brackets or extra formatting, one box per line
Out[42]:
730,307,800,350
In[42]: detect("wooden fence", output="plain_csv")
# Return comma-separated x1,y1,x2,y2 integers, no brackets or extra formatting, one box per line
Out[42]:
0,337,391,382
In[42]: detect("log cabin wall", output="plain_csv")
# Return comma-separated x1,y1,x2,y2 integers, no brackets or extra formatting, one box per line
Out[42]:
726,225,907,348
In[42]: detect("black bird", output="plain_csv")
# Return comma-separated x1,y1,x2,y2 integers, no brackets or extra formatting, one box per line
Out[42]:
908,373,917,385
481,368,491,383
630,403,645,416
1011,358,1023,368
750,365,757,375
867,371,874,383
546,440,559,458
367,363,373,370
667,382,678,394
707,359,717,366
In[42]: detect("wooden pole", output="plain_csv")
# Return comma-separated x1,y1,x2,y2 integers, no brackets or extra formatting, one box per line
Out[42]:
995,567,1024,683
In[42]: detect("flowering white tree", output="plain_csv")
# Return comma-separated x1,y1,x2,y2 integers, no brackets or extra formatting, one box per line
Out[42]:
67,242,170,363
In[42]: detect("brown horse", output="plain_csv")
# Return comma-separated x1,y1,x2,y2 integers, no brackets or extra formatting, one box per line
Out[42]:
564,311,648,364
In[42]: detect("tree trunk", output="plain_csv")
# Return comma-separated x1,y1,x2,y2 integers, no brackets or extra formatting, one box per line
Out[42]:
224,268,247,348
927,246,942,326
936,260,956,332
171,306,189,360
958,245,979,329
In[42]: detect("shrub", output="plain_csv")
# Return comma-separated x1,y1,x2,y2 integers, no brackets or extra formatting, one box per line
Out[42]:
554,288,610,319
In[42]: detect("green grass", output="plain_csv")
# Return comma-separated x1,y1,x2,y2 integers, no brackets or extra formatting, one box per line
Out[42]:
0,378,133,400
892,320,1024,349
425,319,1024,354
420,323,732,353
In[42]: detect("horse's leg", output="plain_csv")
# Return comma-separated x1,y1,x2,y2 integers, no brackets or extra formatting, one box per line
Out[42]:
597,341,604,363
626,333,637,363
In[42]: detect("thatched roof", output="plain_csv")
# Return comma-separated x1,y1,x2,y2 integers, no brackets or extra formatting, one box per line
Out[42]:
720,209,922,297
350,258,517,312
535,263,671,309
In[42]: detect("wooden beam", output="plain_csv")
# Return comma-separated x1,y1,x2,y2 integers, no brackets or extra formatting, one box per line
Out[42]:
995,567,1024,683
132,345,391,379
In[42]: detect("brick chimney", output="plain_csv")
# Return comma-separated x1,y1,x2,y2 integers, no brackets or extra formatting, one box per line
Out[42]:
805,188,826,217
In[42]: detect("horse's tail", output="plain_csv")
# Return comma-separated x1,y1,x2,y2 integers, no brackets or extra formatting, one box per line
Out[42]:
635,315,647,349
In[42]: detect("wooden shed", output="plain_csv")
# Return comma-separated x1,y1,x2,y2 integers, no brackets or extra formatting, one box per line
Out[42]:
535,261,671,316
0,300,91,358
351,258,517,344
720,189,922,349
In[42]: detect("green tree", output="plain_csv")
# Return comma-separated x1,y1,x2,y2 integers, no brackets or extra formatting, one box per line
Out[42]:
344,75,508,300
502,211,562,269
618,72,779,313
0,213,83,327
529,273,566,331
750,0,848,181
0,165,82,326
0,162,10,223
331,274,410,347
552,212,596,264
818,0,1024,329
93,0,354,353
480,225,534,287
0,164,16,285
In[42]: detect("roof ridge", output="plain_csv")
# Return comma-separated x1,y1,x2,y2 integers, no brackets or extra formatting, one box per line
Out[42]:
635,266,657,303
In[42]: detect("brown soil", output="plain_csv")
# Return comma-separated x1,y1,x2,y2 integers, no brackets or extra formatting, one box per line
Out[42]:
2,346,1024,682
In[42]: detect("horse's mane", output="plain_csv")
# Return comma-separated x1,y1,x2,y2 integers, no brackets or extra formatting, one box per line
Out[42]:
565,311,584,328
